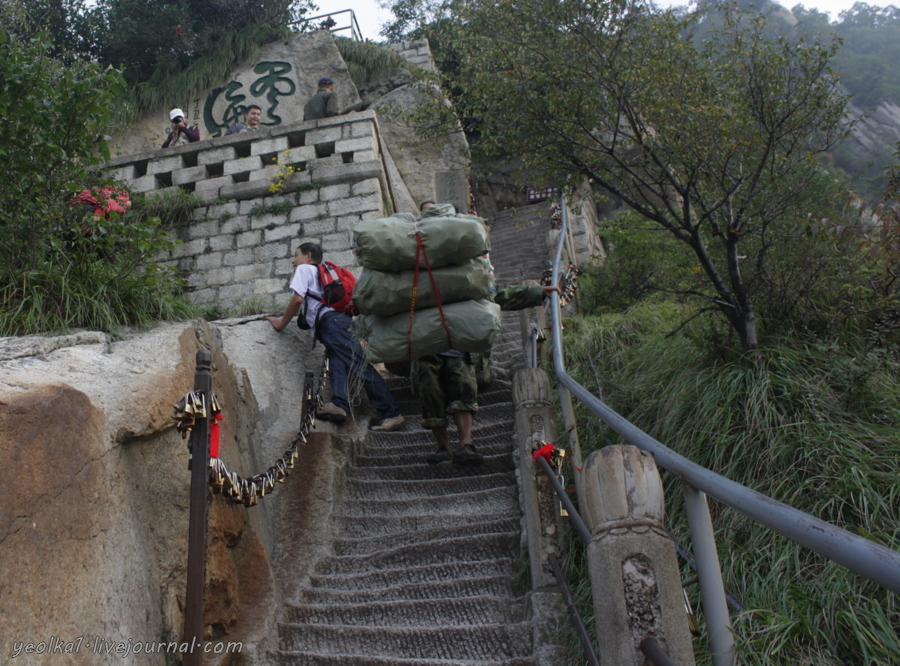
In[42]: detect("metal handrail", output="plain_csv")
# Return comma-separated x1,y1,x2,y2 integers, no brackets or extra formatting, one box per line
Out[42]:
550,195,900,652
293,9,363,41
550,194,900,596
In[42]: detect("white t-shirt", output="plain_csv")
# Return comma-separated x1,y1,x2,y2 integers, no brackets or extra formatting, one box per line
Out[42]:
289,264,334,331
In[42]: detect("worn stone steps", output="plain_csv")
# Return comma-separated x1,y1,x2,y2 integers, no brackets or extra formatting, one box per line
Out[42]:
330,513,516,539
364,421,516,450
314,532,519,575
284,595,525,627
277,623,535,661
295,575,519,605
333,486,519,518
345,472,517,500
348,457,515,480
332,517,520,556
306,558,517,590
365,404,516,438
357,447,514,470
274,651,538,666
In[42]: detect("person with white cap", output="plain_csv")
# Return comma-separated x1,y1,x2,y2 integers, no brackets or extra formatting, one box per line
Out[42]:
162,108,200,148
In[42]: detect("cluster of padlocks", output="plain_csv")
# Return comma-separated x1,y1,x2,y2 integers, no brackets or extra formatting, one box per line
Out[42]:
541,264,579,308
173,359,329,506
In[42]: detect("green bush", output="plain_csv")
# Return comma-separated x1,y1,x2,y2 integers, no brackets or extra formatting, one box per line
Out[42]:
0,28,193,335
559,305,900,664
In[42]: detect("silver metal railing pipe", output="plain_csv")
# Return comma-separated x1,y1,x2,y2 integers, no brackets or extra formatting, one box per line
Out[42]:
549,193,900,596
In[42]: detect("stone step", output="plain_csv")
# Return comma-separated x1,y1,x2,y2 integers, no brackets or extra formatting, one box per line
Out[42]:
348,456,515,480
332,517,520,556
394,388,513,414
364,421,516,452
333,486,519,517
296,575,518,604
307,558,517,590
356,442,514,468
345,472,517,500
314,532,519,575
277,622,535,661
366,404,516,437
284,595,525,627
272,650,538,666
330,513,517,539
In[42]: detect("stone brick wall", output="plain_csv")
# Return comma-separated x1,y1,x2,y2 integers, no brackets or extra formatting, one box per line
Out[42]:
106,110,389,309
388,39,437,73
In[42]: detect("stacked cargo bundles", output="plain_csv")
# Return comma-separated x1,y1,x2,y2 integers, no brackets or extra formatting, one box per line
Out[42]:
351,204,499,363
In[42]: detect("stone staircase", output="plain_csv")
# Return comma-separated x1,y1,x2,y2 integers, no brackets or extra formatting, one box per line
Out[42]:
272,203,560,664
273,317,551,664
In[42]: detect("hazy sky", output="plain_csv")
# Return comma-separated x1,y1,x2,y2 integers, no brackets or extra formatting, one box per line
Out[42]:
326,0,898,41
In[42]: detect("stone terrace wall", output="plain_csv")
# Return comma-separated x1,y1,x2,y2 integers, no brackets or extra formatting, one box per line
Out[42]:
106,110,390,309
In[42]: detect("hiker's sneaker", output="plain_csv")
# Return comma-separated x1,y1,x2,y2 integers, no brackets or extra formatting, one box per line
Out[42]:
316,402,347,424
370,415,405,432
453,444,483,466
426,447,453,464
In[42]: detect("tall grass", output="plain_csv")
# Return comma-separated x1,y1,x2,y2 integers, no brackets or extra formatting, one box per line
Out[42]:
557,302,900,664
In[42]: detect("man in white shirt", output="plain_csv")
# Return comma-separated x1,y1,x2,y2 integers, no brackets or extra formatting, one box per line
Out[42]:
267,242,404,431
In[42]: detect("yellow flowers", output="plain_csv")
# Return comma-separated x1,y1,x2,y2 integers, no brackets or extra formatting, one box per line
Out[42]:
268,150,300,194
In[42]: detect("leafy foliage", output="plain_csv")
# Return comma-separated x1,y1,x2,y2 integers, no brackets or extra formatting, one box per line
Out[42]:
560,305,900,664
425,0,849,351
0,27,193,335
334,36,409,88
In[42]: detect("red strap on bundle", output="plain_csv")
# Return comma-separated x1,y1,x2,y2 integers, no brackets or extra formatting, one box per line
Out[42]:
407,231,453,358
210,412,223,458
532,443,556,463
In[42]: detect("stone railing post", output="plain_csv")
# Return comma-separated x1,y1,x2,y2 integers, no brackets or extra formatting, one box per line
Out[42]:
583,445,695,665
512,368,563,589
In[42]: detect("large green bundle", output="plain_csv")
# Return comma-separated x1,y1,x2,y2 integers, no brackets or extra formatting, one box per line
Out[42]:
353,205,490,272
354,259,495,316
352,300,502,363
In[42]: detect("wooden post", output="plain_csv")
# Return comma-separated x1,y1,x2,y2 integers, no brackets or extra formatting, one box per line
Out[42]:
183,349,211,665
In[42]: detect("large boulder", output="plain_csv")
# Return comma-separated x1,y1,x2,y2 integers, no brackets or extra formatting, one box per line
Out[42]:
0,321,292,662
373,84,471,210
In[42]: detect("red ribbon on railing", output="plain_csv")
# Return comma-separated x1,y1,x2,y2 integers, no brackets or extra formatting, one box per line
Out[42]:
210,412,223,458
532,443,556,463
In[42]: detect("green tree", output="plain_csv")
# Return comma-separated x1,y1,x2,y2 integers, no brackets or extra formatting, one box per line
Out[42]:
0,25,191,334
429,0,849,352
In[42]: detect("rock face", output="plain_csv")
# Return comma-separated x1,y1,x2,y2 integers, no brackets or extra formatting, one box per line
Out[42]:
111,30,361,157
373,84,471,210
0,319,323,663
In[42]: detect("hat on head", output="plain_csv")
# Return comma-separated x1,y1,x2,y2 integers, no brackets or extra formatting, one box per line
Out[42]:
169,108,185,120
318,77,334,87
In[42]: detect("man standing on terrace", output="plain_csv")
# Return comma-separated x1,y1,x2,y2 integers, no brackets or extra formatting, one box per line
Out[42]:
304,78,339,121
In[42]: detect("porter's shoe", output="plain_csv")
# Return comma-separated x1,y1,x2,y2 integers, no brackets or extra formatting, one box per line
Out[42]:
426,447,453,464
452,444,483,466
370,415,405,432
316,402,347,424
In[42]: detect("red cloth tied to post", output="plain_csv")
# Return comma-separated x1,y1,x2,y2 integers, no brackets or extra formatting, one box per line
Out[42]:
532,443,556,464
210,412,223,458
407,230,453,358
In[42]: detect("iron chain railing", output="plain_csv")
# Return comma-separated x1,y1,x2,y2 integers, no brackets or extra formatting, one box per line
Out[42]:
173,358,329,506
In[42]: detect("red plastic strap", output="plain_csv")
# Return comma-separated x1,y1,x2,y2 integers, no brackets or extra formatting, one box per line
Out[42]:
407,231,452,357
418,232,453,350
407,234,423,359
532,443,556,463
210,412,223,458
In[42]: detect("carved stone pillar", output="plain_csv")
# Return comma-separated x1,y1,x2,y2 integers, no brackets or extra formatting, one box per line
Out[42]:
512,368,561,589
583,445,695,665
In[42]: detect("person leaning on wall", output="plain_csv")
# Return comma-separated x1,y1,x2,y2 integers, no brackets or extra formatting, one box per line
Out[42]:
303,77,339,121
225,104,263,135
162,108,200,148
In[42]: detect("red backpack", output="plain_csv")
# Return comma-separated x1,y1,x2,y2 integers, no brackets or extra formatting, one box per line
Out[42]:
317,261,360,316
